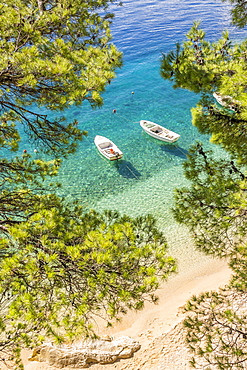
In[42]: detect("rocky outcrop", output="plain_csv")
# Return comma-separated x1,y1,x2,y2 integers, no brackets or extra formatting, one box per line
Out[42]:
28,336,141,368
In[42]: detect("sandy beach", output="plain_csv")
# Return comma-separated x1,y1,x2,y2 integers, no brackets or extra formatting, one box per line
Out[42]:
23,257,231,370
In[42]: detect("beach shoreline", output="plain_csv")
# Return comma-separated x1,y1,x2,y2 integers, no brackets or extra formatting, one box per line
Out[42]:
23,258,231,370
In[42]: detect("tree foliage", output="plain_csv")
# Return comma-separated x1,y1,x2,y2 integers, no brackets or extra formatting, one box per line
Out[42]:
222,0,247,28
191,102,247,165
184,288,247,369
173,145,247,367
0,2,177,369
0,0,122,152
161,22,247,165
0,153,62,232
0,204,176,368
161,21,247,370
173,143,247,258
0,1,169,368
0,0,122,227
160,22,236,93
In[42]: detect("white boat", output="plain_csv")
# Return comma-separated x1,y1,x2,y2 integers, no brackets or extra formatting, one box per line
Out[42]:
140,120,180,143
213,92,239,111
94,135,123,161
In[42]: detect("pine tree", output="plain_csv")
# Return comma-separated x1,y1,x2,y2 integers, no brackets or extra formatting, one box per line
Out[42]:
0,204,176,368
161,21,247,369
0,0,122,229
0,3,178,368
222,0,247,28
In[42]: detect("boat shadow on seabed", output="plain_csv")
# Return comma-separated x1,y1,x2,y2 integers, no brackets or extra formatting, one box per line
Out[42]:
159,144,188,159
114,160,141,179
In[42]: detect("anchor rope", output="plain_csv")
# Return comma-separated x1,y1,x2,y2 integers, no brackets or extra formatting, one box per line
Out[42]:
174,145,187,156
122,163,139,180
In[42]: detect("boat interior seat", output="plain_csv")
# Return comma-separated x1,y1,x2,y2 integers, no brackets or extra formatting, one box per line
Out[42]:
151,127,162,133
99,142,112,149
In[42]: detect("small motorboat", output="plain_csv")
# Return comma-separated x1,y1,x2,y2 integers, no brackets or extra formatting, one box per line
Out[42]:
213,92,239,112
140,120,180,143
94,135,123,161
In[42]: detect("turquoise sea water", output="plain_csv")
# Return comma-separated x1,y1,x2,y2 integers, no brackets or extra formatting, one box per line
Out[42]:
28,1,247,264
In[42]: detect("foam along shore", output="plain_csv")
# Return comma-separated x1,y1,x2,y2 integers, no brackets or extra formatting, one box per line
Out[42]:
23,258,231,370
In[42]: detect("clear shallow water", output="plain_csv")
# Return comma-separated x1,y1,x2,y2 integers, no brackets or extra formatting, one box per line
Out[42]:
23,1,246,262
55,1,244,207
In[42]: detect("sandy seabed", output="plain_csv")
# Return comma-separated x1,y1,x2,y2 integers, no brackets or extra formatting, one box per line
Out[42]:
23,257,231,370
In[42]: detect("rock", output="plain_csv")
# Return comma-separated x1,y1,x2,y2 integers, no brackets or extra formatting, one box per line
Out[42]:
28,336,141,368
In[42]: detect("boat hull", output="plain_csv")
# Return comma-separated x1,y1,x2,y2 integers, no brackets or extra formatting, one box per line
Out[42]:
213,92,238,112
94,135,123,161
99,151,122,161
140,120,180,143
